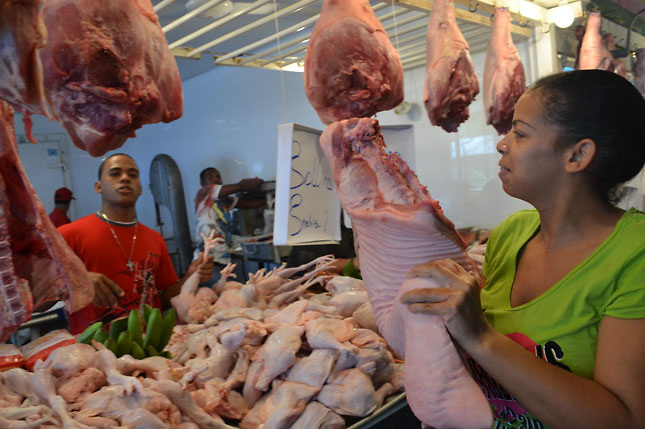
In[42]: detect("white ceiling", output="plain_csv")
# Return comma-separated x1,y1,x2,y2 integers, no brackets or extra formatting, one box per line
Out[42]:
153,0,549,81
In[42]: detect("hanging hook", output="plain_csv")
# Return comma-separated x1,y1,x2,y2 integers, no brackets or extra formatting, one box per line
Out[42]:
468,0,478,13
520,17,529,27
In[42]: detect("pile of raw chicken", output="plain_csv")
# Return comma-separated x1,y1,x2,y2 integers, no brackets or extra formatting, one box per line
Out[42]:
0,256,403,428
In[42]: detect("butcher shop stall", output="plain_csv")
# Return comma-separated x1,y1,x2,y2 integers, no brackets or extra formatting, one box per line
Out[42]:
0,0,644,427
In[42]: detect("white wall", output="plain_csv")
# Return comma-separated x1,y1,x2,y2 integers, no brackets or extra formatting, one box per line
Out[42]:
14,35,549,244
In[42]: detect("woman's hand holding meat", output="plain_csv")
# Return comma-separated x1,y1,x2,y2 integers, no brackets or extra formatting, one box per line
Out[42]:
399,258,493,351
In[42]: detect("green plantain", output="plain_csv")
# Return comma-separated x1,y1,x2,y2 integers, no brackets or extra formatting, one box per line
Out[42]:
146,345,159,357
108,317,129,341
78,322,103,344
128,310,143,346
131,342,146,360
142,308,162,352
116,331,132,358
92,327,109,345
158,309,176,352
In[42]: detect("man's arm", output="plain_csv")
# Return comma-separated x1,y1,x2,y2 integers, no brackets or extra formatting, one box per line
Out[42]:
219,177,264,198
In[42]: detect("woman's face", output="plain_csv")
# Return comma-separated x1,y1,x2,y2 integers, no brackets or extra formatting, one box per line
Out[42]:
496,91,566,204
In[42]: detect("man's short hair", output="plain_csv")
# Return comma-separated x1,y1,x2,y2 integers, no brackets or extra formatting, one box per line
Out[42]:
97,153,136,179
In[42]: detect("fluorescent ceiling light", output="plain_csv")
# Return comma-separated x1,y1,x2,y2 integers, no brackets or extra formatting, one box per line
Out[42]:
281,62,304,73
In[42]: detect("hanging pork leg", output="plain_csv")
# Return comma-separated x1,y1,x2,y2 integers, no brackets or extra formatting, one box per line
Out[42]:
304,0,404,124
320,117,492,428
423,0,479,132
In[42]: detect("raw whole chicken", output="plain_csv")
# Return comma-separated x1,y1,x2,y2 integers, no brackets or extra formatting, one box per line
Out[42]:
423,0,479,132
320,117,492,428
0,101,92,341
0,0,52,126
304,0,403,124
39,0,183,156
577,12,614,71
172,231,219,324
483,8,525,135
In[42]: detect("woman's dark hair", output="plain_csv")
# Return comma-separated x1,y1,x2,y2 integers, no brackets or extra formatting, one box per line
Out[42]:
527,70,645,205
97,153,136,179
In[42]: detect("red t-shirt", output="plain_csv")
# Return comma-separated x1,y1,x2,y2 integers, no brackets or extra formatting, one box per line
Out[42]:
49,207,71,228
58,214,178,334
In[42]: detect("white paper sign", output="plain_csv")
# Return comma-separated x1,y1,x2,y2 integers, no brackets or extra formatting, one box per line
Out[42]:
273,124,341,246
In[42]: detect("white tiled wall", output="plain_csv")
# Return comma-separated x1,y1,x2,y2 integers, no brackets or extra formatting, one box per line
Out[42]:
14,37,545,245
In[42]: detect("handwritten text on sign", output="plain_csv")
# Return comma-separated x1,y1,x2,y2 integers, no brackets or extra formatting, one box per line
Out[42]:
274,124,340,245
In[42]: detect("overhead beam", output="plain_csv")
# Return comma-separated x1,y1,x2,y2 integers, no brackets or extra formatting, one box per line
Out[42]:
394,0,532,37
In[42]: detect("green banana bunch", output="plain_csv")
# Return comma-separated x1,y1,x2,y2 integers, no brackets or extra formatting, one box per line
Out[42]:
76,306,176,360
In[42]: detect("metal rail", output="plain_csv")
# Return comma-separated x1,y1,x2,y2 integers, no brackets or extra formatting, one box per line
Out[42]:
155,0,534,71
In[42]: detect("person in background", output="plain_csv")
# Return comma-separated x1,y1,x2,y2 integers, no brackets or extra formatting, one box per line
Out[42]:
49,187,75,228
58,154,213,334
194,167,265,278
400,70,645,427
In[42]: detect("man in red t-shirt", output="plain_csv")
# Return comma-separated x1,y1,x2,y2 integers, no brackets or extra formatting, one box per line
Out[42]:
49,187,75,227
58,154,213,334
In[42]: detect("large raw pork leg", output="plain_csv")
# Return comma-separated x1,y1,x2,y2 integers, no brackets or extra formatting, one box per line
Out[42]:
0,100,93,341
577,12,614,71
320,118,492,428
483,8,525,135
304,0,403,124
0,0,53,141
423,0,479,132
39,0,183,156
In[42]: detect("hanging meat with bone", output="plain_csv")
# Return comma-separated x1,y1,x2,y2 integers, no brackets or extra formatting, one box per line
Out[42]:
0,0,49,116
483,7,525,135
320,117,492,428
304,0,404,124
0,100,93,342
38,0,183,156
423,0,479,132
0,0,53,142
576,12,614,71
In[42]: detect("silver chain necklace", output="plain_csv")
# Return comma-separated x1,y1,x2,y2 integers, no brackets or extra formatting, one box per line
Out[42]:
98,211,138,272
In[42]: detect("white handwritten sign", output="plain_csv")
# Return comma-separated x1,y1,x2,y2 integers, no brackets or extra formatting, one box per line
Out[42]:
273,123,341,246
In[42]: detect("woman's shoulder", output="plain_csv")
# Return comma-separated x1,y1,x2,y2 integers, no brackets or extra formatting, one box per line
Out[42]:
619,207,645,231
493,209,540,237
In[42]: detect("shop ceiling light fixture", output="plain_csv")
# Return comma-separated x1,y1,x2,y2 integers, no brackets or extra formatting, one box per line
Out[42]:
478,0,581,28
545,0,580,28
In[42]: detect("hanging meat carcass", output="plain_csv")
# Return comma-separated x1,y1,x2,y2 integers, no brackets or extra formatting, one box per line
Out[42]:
0,0,53,142
304,0,404,124
0,101,93,342
423,0,479,132
576,12,614,71
320,117,492,428
483,7,526,135
38,0,183,157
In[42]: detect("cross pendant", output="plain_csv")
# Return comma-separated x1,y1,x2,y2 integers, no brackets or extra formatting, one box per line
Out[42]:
126,260,134,272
